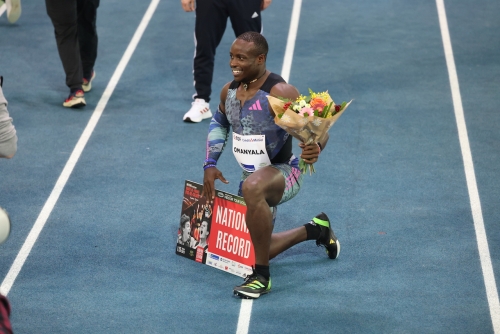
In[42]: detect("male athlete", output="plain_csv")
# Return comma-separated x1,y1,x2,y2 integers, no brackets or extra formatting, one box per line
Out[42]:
201,32,340,299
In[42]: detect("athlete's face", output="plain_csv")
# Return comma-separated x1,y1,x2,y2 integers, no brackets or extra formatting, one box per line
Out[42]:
182,222,191,241
229,39,264,82
199,221,209,239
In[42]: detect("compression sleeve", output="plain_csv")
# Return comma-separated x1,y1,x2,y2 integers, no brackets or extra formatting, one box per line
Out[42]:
205,108,230,164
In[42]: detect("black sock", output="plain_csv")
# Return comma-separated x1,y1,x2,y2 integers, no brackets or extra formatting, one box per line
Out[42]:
304,221,322,240
255,264,270,280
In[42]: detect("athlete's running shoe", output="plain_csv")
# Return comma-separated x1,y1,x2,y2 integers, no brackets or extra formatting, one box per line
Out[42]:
183,98,212,123
82,71,95,92
313,212,340,259
63,90,86,108
233,270,271,299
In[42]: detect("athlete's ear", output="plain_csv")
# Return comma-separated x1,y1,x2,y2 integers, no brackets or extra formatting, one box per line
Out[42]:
256,53,266,64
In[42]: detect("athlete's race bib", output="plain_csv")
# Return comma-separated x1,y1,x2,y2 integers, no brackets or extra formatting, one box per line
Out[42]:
232,133,271,172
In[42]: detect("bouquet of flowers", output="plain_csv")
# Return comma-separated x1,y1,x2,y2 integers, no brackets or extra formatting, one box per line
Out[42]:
267,89,352,175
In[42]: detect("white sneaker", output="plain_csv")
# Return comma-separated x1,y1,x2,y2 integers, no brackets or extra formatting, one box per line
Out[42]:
6,0,21,24
82,70,95,92
183,98,212,123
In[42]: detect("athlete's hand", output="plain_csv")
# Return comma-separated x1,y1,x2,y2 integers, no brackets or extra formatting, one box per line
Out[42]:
202,167,229,202
299,142,321,163
181,0,195,12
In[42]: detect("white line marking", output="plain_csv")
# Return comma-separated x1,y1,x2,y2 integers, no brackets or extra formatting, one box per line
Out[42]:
436,1,500,332
0,0,160,296
235,1,302,333
280,0,302,83
236,299,253,334
0,3,6,17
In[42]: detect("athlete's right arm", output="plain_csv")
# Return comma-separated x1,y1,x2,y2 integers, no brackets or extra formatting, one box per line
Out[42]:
202,83,231,201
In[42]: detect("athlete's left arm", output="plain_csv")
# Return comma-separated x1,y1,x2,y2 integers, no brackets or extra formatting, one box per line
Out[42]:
270,83,327,162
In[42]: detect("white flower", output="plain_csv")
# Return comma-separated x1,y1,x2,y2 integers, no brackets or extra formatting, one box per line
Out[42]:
299,99,307,107
281,114,292,123
312,118,322,126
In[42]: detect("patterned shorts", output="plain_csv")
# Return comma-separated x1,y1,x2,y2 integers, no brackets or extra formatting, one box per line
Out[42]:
238,155,303,223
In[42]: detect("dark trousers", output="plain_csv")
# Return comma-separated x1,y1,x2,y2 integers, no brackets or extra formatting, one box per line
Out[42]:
45,0,100,91
193,0,262,102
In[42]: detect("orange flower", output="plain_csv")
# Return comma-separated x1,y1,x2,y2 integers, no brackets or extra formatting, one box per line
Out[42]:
310,97,327,112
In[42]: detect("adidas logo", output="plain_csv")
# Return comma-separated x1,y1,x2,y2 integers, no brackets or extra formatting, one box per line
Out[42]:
249,100,263,111
251,12,259,19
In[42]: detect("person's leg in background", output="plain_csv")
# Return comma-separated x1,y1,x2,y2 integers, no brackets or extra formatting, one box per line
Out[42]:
228,0,262,37
183,0,228,123
77,0,99,93
45,0,86,108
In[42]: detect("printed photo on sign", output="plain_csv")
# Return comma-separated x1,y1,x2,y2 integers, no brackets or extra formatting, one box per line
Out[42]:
176,181,213,261
175,180,254,277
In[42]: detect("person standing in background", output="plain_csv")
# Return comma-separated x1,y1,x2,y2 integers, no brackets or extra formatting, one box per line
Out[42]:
180,0,272,123
45,0,99,108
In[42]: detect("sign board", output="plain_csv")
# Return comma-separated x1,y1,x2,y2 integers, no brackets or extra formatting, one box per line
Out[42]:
175,180,254,277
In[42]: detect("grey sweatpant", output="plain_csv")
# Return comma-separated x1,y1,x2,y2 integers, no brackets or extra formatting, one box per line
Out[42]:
0,86,17,158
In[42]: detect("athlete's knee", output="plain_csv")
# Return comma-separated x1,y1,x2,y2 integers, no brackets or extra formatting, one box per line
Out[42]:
241,177,266,203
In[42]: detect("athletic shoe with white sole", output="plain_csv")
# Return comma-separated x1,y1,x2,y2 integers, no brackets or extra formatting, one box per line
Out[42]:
183,98,212,123
5,0,21,24
63,90,86,108
82,71,95,92
313,212,341,259
233,270,271,299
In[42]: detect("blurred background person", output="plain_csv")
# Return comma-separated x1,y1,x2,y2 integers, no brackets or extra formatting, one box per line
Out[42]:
45,0,99,108
180,0,272,123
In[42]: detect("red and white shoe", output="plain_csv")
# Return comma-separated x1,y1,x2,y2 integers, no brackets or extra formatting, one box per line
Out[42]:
63,90,86,108
183,98,212,123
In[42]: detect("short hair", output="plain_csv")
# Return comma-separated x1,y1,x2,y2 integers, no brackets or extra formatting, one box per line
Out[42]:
200,220,211,231
236,31,268,57
180,214,190,229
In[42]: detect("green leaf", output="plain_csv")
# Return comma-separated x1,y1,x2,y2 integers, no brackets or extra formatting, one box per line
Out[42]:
299,158,316,176
322,102,333,118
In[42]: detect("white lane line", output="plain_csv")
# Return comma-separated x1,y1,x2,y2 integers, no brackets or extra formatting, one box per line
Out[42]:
436,1,500,332
0,3,6,17
236,299,253,334
235,1,302,333
281,0,302,83
0,0,160,296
